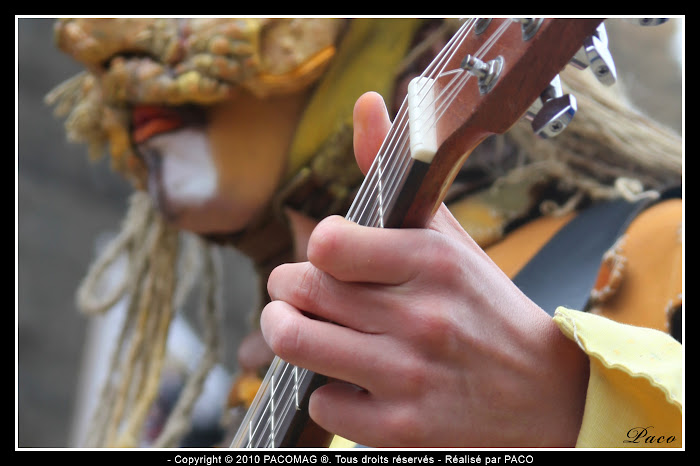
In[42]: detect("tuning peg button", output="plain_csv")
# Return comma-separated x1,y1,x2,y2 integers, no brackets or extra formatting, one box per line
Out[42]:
569,23,617,86
531,94,578,138
461,54,504,94
525,75,578,138
586,34,617,86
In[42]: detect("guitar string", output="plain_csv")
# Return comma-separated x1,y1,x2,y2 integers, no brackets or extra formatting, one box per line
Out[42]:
261,19,479,420
234,43,464,445
350,18,475,220
279,15,503,414
359,69,469,228
383,18,512,226
357,19,512,229
351,18,510,228
243,19,508,447
239,356,285,447
235,18,515,448
347,19,476,227
240,18,510,447
351,16,504,227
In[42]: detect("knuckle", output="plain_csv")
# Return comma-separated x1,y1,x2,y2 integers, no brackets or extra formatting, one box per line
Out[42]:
295,263,324,309
266,311,303,361
411,306,456,353
398,357,430,395
421,235,465,284
307,215,343,264
381,405,426,447
269,262,328,314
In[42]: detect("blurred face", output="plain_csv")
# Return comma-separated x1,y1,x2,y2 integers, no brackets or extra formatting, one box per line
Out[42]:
50,18,348,237
133,90,309,235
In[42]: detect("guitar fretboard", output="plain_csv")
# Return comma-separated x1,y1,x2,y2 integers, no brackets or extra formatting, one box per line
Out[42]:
230,17,604,448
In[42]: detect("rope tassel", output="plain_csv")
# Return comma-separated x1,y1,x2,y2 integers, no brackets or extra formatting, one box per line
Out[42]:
76,191,222,448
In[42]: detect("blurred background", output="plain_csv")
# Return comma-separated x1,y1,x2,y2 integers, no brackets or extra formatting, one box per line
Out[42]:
17,17,259,448
16,17,683,448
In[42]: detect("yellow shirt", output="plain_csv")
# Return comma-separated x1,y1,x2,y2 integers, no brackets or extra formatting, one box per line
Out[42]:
489,197,684,448
330,199,684,449
330,307,683,449
553,307,682,448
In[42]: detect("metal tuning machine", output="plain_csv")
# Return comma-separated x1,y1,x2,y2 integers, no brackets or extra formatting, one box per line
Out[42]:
461,54,504,95
524,75,577,138
569,23,617,86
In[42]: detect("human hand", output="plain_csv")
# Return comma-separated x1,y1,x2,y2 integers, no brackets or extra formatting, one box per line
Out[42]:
261,92,589,447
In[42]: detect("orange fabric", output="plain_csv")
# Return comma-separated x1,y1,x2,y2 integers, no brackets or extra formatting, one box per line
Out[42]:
484,212,576,279
228,371,263,409
480,198,682,334
590,198,683,333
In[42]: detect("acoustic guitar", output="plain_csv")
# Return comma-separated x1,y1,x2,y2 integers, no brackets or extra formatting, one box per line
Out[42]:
230,17,605,448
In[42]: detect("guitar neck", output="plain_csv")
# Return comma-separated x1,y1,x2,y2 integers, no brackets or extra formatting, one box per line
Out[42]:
230,358,330,448
231,17,603,448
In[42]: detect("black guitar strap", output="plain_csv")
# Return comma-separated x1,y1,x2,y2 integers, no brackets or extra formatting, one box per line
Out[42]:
512,187,681,316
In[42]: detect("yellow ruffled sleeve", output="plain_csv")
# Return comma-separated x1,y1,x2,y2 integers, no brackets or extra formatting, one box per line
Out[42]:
553,307,683,448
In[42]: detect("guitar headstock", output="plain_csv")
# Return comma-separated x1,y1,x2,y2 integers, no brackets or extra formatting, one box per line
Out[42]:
231,17,676,449
399,18,606,227
430,18,603,148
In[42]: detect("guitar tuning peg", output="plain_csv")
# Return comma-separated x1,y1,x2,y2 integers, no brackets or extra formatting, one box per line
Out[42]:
569,23,617,86
525,75,578,138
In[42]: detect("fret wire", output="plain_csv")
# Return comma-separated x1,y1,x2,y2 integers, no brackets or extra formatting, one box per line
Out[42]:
346,14,465,222
265,363,318,446
250,360,314,447
239,357,277,447
248,412,252,447
349,121,410,227
271,360,306,414
248,376,274,446
354,97,413,225
269,367,315,442
345,135,386,223
348,20,474,226
356,149,406,227
268,359,306,442
265,359,290,447
253,23,507,444
354,128,410,226
373,19,512,223
347,111,408,225
266,361,309,445
375,104,409,227
269,373,276,447
237,356,287,447
364,134,412,227
253,361,299,446
234,18,522,449
294,365,300,410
